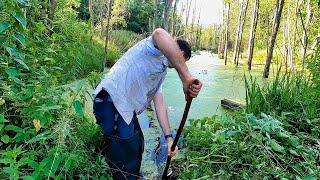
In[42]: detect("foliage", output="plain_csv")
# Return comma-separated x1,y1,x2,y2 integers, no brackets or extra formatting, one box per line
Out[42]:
179,113,319,179
109,30,144,53
0,0,111,178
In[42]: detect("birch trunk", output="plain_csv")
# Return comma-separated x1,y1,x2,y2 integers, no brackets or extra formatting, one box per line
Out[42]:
247,0,259,70
224,3,230,65
233,0,248,65
185,0,192,37
301,0,311,70
162,0,173,31
171,0,179,35
263,0,285,78
236,0,249,66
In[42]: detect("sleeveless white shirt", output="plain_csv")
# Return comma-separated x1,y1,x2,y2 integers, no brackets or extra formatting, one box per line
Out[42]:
93,36,168,124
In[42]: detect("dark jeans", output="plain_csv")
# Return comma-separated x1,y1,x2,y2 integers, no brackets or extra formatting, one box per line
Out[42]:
93,89,135,138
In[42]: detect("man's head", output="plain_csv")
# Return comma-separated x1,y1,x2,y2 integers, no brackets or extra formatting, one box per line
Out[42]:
177,39,191,61
167,39,191,68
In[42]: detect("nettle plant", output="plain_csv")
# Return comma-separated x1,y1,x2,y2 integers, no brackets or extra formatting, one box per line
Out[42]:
0,0,109,179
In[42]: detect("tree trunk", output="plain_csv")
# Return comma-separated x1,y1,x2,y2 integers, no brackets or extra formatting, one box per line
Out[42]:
263,0,285,78
171,0,179,35
236,0,249,66
185,0,192,37
247,0,259,70
104,0,114,67
218,5,225,58
48,0,57,21
286,5,294,70
89,0,94,40
224,3,230,65
233,0,247,65
100,12,105,37
301,0,311,70
162,0,173,31
153,0,159,30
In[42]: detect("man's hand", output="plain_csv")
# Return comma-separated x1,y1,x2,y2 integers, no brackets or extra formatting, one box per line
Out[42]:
167,137,178,157
183,77,202,99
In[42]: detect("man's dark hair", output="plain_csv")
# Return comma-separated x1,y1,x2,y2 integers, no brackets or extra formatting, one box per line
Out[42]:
176,39,191,60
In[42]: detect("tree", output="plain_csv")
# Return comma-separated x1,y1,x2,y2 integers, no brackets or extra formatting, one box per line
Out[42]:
247,0,259,70
263,0,285,78
171,0,179,35
153,0,159,30
224,3,230,65
233,0,249,66
104,0,114,67
300,0,311,70
185,0,192,37
162,0,173,31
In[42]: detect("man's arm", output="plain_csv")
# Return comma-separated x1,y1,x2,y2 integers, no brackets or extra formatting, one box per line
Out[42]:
153,92,177,157
152,28,201,98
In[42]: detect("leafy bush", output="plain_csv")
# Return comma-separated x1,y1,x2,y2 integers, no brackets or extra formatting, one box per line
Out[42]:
110,30,144,53
179,114,319,179
0,0,110,178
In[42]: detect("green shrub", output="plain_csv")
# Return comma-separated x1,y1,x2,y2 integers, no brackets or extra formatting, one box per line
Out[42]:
109,30,143,53
0,0,111,178
179,114,320,179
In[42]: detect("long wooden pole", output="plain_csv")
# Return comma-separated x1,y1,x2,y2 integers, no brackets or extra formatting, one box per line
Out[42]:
162,80,199,179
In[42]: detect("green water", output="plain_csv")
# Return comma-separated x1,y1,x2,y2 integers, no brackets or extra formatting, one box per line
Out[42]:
163,51,269,127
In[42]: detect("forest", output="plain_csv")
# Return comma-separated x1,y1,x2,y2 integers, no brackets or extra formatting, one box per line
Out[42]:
0,0,319,179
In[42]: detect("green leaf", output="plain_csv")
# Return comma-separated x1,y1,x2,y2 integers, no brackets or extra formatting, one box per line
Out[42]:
0,114,5,123
17,0,29,7
13,33,26,47
27,131,51,143
0,21,11,33
5,125,23,133
289,149,299,156
13,12,27,28
1,135,10,144
5,46,29,70
23,176,35,180
73,100,84,118
6,68,21,78
64,154,76,171
270,139,285,153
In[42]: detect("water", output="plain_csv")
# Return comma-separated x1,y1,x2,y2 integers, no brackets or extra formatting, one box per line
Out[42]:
163,51,267,126
140,51,272,179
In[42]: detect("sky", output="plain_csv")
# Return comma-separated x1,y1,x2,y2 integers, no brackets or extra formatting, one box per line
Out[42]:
178,0,225,27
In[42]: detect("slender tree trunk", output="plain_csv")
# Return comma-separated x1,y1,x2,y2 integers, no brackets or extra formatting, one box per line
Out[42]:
301,0,311,70
263,0,285,78
247,0,259,70
218,5,225,58
236,0,249,66
162,0,173,31
171,0,179,35
100,12,105,37
185,0,192,37
153,0,159,30
48,0,57,21
224,3,230,65
89,0,94,40
293,0,300,60
286,5,294,70
233,0,246,65
104,0,114,67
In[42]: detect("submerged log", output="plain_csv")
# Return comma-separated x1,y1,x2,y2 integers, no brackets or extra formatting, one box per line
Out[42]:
221,99,244,110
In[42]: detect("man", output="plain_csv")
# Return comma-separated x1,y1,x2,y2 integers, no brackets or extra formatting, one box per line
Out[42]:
93,28,202,179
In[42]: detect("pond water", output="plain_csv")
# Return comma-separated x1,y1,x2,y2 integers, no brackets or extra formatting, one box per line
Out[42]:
140,51,274,179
